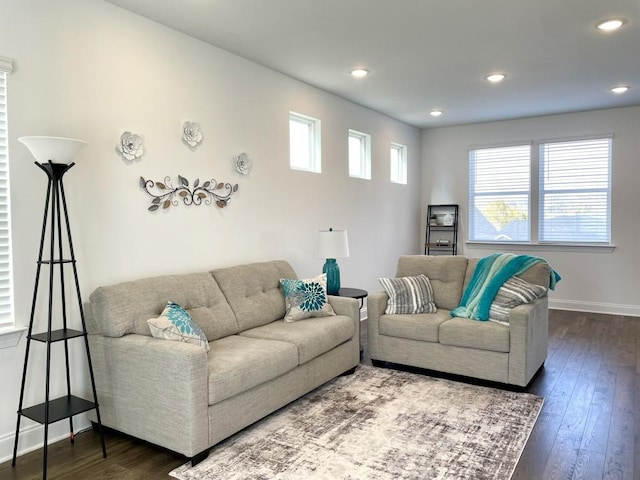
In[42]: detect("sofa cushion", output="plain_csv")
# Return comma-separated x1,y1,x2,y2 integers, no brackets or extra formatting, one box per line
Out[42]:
280,274,336,322
379,274,436,314
395,256,469,310
207,335,299,405
439,317,510,353
89,272,238,339
239,315,354,365
147,301,210,351
211,260,296,331
379,309,452,342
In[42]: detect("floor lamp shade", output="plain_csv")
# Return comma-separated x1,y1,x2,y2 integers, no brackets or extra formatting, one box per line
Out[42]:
316,228,350,295
19,136,87,164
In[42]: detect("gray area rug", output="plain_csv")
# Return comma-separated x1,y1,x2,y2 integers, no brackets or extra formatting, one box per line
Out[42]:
170,365,543,480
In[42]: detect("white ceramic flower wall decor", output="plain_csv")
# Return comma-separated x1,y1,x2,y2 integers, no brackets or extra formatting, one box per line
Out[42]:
182,121,203,148
236,152,252,175
118,132,144,161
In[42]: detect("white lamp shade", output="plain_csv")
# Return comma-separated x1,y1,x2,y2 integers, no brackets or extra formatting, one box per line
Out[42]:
316,229,350,258
19,136,87,164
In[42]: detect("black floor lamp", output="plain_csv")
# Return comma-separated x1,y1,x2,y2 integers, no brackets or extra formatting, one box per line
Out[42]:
12,136,106,480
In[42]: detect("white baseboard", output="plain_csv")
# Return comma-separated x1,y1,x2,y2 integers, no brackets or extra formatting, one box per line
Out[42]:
0,413,91,465
549,299,640,317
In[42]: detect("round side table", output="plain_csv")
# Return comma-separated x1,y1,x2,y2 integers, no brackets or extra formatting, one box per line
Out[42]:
336,288,368,357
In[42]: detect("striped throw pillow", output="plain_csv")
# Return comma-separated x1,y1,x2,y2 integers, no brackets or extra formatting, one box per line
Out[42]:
379,274,437,314
489,276,547,325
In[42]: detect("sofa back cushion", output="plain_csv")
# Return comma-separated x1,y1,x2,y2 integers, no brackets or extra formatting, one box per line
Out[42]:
395,255,469,310
211,260,296,331
89,272,238,340
463,257,552,291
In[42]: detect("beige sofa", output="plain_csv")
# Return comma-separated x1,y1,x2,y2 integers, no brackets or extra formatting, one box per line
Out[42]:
86,260,360,464
367,255,551,387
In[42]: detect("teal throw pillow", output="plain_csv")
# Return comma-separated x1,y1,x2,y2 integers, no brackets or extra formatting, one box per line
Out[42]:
280,273,336,322
147,301,210,351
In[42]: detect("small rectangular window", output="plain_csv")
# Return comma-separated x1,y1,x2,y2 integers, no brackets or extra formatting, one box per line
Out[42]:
390,143,407,184
289,111,321,173
348,129,371,179
469,144,531,242
539,137,611,243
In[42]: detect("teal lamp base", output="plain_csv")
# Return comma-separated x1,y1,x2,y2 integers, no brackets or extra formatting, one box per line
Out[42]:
323,258,341,295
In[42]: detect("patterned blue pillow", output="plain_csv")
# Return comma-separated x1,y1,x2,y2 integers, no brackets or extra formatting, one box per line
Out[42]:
147,301,210,351
280,274,336,322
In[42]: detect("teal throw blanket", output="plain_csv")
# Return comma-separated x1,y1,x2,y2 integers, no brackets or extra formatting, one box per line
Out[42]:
451,253,561,321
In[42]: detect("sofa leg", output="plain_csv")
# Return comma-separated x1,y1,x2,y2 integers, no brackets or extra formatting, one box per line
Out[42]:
191,449,209,466
371,359,387,368
341,367,356,376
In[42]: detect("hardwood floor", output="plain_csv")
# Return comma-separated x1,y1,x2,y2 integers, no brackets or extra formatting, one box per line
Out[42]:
1,309,636,479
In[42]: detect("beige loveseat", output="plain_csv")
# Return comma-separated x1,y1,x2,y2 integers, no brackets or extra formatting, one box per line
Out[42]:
86,260,360,464
367,255,551,387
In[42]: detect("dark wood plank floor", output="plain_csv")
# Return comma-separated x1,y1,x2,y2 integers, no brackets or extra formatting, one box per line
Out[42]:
1,309,636,479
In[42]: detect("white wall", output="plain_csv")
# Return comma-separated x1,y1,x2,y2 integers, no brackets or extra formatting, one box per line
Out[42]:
422,106,640,316
0,0,422,461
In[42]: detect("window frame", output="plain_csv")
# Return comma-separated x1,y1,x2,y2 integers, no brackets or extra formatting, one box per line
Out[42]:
468,136,613,247
538,136,612,245
468,144,532,243
348,129,371,179
390,142,407,185
0,55,16,342
289,111,321,173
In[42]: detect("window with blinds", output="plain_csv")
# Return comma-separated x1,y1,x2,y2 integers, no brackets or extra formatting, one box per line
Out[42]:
469,145,531,242
539,137,612,243
0,58,14,329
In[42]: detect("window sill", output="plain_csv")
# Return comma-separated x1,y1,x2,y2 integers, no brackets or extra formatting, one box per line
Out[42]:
465,241,616,253
0,326,27,349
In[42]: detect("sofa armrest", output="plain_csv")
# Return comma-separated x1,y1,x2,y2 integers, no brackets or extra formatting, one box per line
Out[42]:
366,291,389,359
328,295,360,342
89,333,209,457
507,296,549,386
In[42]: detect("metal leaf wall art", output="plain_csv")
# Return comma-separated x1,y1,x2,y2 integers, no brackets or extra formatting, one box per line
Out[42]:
140,175,239,211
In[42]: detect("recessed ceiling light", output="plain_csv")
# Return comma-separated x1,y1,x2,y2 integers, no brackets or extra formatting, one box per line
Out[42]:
596,18,626,31
610,86,630,94
350,68,369,78
486,73,506,83
430,110,443,117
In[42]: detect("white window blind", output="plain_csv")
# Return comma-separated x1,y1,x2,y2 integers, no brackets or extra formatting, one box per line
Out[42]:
539,137,611,243
469,145,531,242
390,142,407,184
0,57,14,328
348,129,371,179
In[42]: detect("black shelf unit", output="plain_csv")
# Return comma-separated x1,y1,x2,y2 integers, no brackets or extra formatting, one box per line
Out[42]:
424,204,459,255
12,161,106,480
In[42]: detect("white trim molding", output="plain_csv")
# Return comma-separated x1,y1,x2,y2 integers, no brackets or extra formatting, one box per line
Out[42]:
0,56,14,73
0,326,26,349
550,299,640,318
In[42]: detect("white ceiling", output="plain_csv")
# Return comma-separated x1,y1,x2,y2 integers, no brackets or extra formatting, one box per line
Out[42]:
104,0,639,128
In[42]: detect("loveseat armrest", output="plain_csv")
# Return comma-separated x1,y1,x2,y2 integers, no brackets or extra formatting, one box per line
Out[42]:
89,333,209,457
366,291,389,359
507,296,549,386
